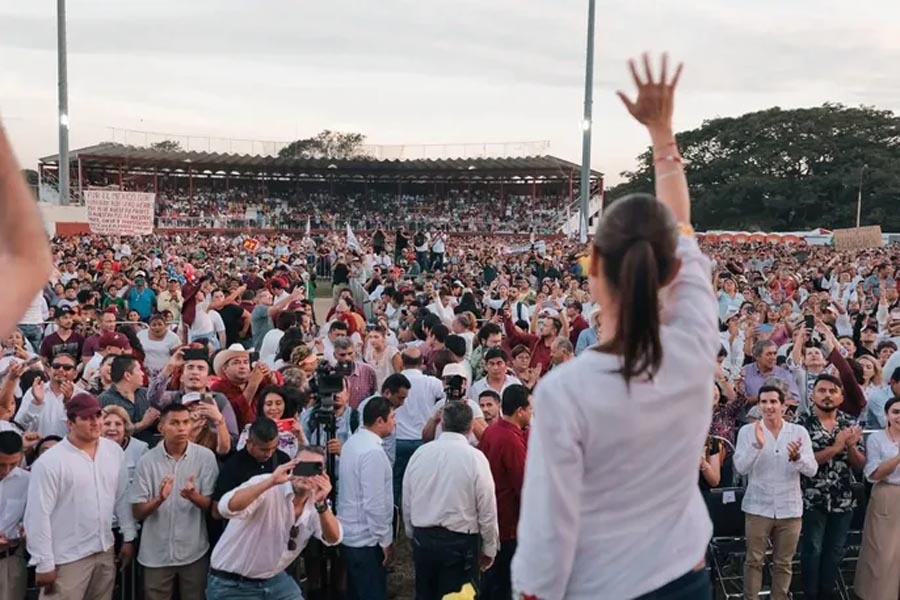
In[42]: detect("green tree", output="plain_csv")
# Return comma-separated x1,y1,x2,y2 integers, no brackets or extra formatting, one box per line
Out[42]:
606,104,900,230
21,169,38,185
278,130,370,159
150,139,183,152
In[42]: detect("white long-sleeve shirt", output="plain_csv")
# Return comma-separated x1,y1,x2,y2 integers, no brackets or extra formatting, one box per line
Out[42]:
402,432,498,558
337,428,393,548
393,369,445,441
24,438,137,573
864,430,900,485
15,384,72,438
212,475,342,579
0,467,29,540
511,234,722,600
733,421,817,518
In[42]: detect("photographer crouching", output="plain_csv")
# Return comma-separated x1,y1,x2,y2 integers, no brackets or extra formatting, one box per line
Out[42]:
208,447,342,599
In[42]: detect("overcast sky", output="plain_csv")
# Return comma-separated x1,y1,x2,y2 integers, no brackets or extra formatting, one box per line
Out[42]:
2,1,898,185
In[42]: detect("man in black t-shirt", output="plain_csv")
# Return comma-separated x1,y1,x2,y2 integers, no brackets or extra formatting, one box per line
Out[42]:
373,228,386,256
211,418,290,516
395,227,409,263
217,301,250,348
39,306,85,363
332,256,350,299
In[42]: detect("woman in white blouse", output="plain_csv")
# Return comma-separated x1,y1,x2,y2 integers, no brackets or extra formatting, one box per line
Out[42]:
854,396,900,600
512,54,722,599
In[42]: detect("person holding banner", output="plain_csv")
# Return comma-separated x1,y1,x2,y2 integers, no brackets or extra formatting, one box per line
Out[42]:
0,121,53,338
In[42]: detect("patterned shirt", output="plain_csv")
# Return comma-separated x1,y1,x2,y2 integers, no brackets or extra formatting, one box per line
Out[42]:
796,411,861,513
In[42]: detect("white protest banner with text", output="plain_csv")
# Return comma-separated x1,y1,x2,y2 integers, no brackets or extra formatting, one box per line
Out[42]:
84,190,155,235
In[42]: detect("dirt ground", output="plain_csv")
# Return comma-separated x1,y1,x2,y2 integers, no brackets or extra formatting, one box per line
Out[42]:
387,535,416,599
316,285,416,599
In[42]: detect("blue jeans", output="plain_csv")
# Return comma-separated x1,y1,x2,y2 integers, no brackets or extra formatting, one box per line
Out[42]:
342,545,386,600
206,571,302,600
412,528,479,600
800,508,853,599
394,439,423,506
633,567,711,600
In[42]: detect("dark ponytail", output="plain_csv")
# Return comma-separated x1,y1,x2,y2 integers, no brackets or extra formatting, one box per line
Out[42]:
614,240,663,381
593,194,678,386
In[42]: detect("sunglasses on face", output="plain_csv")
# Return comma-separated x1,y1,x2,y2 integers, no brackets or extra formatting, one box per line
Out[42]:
52,363,76,371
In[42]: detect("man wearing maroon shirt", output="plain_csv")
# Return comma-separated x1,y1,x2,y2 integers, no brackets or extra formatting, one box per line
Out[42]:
566,300,589,347
502,307,559,377
477,383,532,600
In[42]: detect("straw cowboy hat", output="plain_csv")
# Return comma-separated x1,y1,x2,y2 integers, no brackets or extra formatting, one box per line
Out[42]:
213,343,250,377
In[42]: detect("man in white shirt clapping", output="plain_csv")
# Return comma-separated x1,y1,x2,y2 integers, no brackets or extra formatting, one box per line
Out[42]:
403,401,498,599
734,384,818,600
338,396,396,600
24,392,137,599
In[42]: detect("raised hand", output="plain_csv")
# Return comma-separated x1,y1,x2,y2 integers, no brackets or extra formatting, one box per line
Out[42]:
180,474,198,501
140,407,160,429
844,425,863,447
787,438,803,462
754,421,766,448
617,53,683,133
270,460,297,486
31,377,45,406
60,381,75,401
159,475,175,501
309,473,332,503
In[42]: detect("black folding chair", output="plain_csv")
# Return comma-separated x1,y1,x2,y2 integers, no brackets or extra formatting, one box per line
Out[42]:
705,486,747,599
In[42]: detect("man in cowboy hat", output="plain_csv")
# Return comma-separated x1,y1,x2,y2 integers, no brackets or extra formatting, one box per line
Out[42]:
211,344,282,430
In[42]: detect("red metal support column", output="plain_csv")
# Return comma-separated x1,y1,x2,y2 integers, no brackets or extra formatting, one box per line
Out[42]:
154,168,159,194
118,163,124,190
189,167,193,201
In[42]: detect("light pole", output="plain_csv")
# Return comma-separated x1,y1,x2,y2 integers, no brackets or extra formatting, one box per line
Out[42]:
856,164,868,228
579,0,596,244
57,0,70,205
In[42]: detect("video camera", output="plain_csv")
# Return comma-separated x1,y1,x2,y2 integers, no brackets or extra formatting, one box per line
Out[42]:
444,375,467,403
308,359,354,429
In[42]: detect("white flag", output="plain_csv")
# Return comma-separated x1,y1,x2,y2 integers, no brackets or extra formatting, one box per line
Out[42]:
305,216,311,237
346,223,362,253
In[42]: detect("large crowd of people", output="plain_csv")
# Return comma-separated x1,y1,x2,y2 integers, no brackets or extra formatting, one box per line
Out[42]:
83,175,574,234
3,56,900,600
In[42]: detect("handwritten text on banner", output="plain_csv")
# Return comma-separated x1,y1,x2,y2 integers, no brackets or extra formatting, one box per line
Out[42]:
84,190,155,235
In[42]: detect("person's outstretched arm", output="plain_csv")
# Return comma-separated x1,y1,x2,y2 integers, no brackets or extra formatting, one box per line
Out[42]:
617,53,689,225
0,124,53,336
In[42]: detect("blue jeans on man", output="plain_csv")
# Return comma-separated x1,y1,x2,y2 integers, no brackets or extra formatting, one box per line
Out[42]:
206,571,302,600
394,439,423,506
342,545,386,600
800,508,853,599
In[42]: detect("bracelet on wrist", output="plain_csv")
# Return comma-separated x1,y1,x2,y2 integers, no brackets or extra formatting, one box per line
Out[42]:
654,154,683,165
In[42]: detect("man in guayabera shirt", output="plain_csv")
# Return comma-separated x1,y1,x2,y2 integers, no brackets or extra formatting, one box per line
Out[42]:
131,404,218,600
24,393,137,599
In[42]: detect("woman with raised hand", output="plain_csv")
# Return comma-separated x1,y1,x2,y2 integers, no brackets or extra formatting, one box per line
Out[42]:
512,54,720,600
